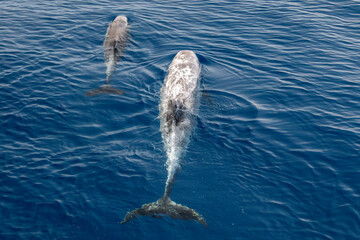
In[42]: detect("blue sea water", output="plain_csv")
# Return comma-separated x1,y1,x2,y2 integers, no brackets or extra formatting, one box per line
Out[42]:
1,0,360,239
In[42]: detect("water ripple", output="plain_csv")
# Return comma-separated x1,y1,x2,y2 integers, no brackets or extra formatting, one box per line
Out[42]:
1,0,360,239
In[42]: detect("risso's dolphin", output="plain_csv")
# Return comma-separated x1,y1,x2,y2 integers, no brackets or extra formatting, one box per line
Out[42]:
121,50,207,227
85,15,128,96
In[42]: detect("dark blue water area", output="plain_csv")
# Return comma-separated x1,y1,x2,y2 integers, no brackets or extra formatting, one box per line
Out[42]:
1,0,360,239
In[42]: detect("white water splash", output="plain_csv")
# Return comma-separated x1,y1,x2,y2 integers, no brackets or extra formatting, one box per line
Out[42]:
105,55,115,83
164,118,191,185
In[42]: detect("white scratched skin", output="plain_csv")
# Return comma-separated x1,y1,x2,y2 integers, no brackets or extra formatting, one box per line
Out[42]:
163,51,200,105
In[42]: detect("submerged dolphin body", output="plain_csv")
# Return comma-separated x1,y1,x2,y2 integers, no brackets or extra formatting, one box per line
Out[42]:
86,15,128,96
121,50,207,227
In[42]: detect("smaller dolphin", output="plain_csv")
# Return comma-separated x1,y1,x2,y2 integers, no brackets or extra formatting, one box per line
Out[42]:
86,15,128,96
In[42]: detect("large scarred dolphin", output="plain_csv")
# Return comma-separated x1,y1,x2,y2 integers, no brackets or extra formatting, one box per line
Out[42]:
121,50,207,227
86,15,128,96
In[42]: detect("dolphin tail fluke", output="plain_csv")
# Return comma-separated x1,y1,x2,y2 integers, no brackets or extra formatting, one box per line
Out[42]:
121,196,207,228
85,84,124,96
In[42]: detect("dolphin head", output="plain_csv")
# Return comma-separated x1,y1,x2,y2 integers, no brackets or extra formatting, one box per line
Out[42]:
114,15,128,24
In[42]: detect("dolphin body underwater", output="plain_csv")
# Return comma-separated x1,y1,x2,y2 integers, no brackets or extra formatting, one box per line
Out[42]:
121,50,207,227
86,16,128,96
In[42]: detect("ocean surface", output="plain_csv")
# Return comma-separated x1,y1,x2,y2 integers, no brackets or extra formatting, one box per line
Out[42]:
1,0,359,239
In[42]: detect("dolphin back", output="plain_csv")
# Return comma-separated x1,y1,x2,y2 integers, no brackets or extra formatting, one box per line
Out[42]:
121,196,207,227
